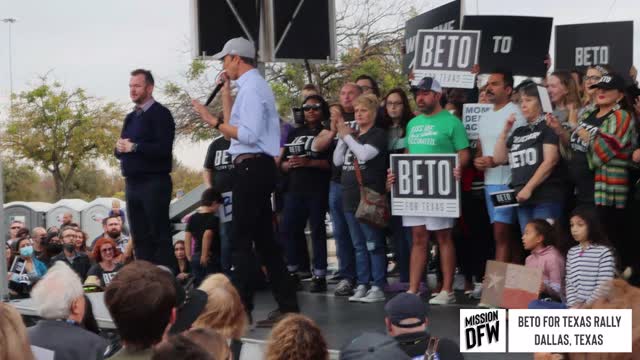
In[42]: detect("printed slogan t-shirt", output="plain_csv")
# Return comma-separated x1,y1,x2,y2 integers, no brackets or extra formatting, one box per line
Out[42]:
282,125,331,194
341,128,388,212
405,110,469,155
506,119,563,204
87,263,123,288
204,136,234,193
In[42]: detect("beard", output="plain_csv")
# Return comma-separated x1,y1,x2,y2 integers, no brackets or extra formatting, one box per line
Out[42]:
107,230,121,239
418,103,437,115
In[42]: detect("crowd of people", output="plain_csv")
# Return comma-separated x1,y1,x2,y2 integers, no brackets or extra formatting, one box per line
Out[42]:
2,259,467,360
192,64,640,309
4,34,640,359
5,206,131,297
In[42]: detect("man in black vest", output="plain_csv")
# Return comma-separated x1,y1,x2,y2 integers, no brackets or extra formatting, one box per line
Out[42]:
116,69,177,271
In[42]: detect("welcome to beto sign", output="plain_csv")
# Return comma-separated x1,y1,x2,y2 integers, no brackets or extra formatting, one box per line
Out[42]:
390,154,460,218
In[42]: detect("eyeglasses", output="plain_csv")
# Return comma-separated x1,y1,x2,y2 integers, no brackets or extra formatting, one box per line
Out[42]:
584,75,602,82
302,104,321,111
386,101,403,108
101,247,114,253
360,85,372,92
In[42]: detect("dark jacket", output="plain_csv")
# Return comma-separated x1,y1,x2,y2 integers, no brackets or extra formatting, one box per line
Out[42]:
28,319,107,360
395,331,464,360
116,102,175,178
50,252,92,281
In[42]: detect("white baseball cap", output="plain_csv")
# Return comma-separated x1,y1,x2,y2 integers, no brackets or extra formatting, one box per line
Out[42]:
213,37,256,60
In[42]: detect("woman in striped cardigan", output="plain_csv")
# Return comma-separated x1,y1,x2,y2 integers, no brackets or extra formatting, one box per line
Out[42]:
582,74,634,263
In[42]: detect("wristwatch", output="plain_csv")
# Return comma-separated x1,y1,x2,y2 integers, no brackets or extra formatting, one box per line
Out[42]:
131,143,138,153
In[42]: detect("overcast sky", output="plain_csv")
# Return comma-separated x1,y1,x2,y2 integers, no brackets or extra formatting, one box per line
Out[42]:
1,0,639,169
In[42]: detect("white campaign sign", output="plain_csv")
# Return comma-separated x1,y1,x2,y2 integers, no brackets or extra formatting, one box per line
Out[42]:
508,309,632,353
462,104,492,140
391,154,460,218
412,29,481,89
218,191,233,223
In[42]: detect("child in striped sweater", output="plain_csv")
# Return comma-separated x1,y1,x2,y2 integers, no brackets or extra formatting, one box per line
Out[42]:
565,207,616,308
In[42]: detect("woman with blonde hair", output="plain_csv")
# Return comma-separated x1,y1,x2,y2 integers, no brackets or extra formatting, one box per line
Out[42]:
194,274,258,360
265,314,328,360
0,302,35,360
547,70,582,125
333,93,388,303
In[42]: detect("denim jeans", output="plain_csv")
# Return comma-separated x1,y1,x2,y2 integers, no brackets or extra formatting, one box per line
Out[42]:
191,252,221,287
219,221,233,275
516,202,563,232
344,211,387,287
390,215,412,282
528,299,567,309
329,182,356,281
282,192,328,276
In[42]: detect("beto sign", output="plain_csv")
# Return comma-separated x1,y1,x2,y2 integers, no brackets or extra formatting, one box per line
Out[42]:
390,154,460,218
413,30,480,88
555,21,633,73
463,15,553,77
403,0,461,74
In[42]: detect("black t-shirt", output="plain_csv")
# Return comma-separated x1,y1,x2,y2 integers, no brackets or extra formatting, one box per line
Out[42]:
395,332,464,360
507,120,563,204
331,111,356,183
204,136,234,193
568,111,604,204
87,263,123,288
340,127,388,212
186,211,220,257
283,125,331,193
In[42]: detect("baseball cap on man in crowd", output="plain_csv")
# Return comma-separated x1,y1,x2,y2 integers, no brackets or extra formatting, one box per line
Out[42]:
384,292,428,328
411,77,443,94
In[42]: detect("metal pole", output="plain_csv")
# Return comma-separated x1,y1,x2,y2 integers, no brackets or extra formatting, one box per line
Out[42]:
0,160,8,301
2,18,16,117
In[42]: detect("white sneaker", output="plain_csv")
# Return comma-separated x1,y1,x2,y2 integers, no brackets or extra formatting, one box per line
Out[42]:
471,282,482,300
359,286,385,303
348,285,367,302
429,290,456,305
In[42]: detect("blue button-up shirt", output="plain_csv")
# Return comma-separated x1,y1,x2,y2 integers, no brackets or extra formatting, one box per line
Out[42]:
228,68,280,158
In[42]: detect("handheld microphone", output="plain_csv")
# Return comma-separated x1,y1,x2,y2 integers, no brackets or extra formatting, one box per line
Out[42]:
205,71,227,106
205,81,224,106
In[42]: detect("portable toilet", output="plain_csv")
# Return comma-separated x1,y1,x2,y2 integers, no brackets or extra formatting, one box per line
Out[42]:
3,201,52,232
46,199,88,229
81,198,126,242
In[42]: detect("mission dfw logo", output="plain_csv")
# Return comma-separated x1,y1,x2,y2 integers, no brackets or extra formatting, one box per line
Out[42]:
459,309,506,352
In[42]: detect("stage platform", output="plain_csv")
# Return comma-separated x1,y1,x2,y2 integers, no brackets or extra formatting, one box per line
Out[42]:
10,282,532,359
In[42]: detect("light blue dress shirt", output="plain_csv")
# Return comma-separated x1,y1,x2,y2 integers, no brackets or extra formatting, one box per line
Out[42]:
228,68,280,158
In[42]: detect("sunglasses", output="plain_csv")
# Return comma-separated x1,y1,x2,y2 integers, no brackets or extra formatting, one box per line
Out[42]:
302,104,321,111
101,247,114,253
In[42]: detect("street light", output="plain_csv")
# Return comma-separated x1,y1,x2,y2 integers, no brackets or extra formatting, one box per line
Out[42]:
2,18,16,117
0,18,15,300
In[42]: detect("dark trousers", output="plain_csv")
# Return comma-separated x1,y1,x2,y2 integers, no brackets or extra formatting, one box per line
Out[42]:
231,156,298,313
125,174,177,271
458,190,494,281
282,192,328,275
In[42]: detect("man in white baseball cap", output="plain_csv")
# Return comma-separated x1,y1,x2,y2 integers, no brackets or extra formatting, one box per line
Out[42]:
212,37,256,60
191,37,299,328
